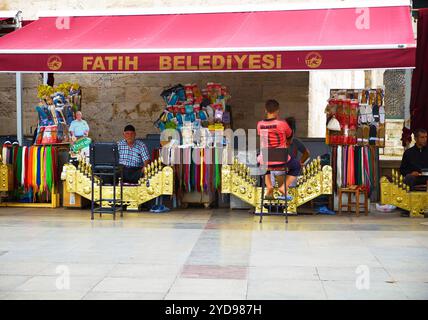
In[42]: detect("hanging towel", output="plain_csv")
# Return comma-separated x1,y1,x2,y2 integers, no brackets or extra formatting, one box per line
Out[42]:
21,146,26,187
184,148,189,192
331,146,337,192
1,145,7,164
196,148,201,193
39,146,45,194
13,145,19,188
211,149,215,192
342,146,347,187
337,146,342,188
16,147,23,188
36,146,41,193
199,148,204,192
26,146,32,191
190,149,193,192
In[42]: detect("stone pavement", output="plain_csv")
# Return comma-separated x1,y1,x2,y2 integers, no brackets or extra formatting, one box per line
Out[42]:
0,207,427,300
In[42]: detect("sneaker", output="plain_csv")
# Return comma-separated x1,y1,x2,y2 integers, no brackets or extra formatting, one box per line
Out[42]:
276,195,293,201
151,205,170,213
149,205,160,213
317,206,335,215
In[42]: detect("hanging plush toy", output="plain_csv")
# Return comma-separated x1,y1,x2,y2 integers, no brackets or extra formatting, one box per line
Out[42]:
185,84,194,102
52,92,66,107
184,104,195,122
35,105,50,127
192,84,203,104
199,109,208,121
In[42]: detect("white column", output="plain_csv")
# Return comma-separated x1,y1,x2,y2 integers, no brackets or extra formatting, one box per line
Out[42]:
16,72,23,145
43,72,48,84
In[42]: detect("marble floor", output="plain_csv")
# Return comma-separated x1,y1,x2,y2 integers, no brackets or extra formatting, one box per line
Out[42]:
0,206,427,300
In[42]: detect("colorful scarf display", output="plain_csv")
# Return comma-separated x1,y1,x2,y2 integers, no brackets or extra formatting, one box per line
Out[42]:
332,145,379,197
1,144,58,201
164,146,222,195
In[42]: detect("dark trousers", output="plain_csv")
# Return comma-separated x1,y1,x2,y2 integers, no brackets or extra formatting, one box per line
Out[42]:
122,167,142,184
404,174,428,190
96,166,142,185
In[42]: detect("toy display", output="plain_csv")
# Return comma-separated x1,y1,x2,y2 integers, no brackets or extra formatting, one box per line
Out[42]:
155,82,232,208
35,82,82,145
154,82,231,147
325,89,385,147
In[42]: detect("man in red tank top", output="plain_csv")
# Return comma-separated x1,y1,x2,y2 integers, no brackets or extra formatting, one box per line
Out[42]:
257,99,293,199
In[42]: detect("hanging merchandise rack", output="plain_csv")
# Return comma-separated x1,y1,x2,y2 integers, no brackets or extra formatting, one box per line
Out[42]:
0,143,60,208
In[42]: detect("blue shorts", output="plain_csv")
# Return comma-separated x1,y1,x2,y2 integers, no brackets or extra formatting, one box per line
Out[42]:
268,157,301,177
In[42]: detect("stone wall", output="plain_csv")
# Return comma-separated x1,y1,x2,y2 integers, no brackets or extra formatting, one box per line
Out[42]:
0,72,309,141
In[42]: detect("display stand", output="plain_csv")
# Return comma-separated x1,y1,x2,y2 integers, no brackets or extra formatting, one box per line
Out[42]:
326,89,385,211
222,157,333,214
0,192,60,208
0,144,64,208
156,82,230,209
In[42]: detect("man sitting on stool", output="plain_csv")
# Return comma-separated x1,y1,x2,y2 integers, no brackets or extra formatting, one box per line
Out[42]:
118,125,150,184
400,128,428,190
257,99,300,200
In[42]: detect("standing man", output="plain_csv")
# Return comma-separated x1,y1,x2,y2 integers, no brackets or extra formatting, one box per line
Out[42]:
69,111,89,141
400,128,428,190
118,125,151,183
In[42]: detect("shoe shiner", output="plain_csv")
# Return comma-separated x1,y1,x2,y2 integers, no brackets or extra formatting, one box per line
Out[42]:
257,99,299,201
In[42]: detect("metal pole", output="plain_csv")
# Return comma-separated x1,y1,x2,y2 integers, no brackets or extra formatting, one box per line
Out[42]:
15,13,24,146
16,72,23,146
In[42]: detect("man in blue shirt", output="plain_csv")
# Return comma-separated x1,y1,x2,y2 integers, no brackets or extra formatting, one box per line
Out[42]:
69,111,89,141
118,125,150,183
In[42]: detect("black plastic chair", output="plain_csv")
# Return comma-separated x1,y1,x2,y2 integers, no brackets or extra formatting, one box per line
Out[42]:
259,148,290,224
89,142,123,220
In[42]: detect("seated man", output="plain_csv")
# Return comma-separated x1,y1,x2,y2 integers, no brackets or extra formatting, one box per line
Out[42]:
69,111,89,141
399,128,428,190
270,117,308,189
118,125,150,184
285,117,310,166
257,99,300,200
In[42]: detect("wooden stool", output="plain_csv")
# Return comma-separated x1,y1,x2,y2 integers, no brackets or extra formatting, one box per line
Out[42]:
338,186,369,216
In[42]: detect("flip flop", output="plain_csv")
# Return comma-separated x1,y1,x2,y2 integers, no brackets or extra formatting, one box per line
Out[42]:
264,193,275,200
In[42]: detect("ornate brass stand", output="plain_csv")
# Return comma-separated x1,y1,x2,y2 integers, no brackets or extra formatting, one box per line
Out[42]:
222,157,333,213
0,163,13,192
0,163,61,208
380,170,428,218
62,156,173,210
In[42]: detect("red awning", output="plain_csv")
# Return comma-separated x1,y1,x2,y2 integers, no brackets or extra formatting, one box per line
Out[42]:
0,4,416,72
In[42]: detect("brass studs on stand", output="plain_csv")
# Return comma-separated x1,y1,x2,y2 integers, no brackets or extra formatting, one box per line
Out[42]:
391,169,410,192
246,167,251,183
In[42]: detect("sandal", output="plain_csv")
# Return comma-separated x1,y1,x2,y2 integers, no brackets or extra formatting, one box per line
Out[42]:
264,193,275,200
